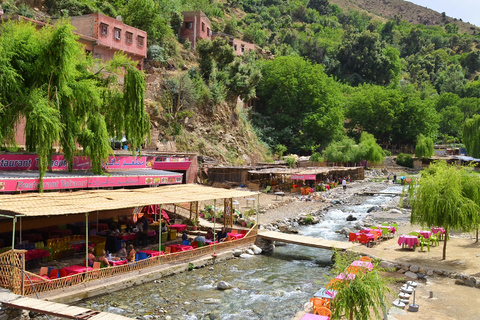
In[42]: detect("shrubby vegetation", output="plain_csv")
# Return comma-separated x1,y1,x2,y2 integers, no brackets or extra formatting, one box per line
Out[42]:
396,153,414,168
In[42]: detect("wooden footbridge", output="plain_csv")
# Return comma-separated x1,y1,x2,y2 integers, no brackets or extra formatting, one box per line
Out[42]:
0,291,134,320
257,230,358,251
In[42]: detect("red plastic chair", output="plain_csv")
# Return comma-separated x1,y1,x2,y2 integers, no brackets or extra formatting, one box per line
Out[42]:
348,233,358,242
358,233,373,247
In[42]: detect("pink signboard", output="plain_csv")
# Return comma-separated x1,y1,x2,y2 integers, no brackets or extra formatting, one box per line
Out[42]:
153,161,191,171
0,173,183,192
291,174,317,180
0,154,151,171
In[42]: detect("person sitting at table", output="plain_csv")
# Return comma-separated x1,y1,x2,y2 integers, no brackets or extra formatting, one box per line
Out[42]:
116,242,127,260
217,227,228,242
127,244,136,262
206,228,214,240
87,247,96,267
193,232,205,246
98,250,110,267
182,231,191,245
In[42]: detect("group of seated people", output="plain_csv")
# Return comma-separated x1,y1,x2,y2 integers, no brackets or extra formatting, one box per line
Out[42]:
181,227,230,246
87,242,137,267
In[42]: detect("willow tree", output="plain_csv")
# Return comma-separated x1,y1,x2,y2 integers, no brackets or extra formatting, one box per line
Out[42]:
328,251,391,320
463,115,480,158
408,162,480,259
414,134,434,159
0,19,150,190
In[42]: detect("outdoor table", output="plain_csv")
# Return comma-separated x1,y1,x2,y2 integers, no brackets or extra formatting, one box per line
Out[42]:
168,224,187,233
313,287,337,300
117,233,137,241
147,230,156,237
205,239,218,245
416,230,432,239
107,259,128,266
350,260,374,271
274,192,285,200
68,240,94,256
300,314,330,320
361,228,382,237
167,244,193,253
431,227,446,240
24,249,50,261
62,265,92,275
398,235,419,249
355,233,375,241
227,233,244,240
138,249,163,257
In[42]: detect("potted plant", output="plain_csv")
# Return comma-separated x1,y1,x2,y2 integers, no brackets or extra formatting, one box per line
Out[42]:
192,219,198,231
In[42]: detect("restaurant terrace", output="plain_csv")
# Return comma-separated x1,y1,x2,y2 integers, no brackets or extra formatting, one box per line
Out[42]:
0,184,259,296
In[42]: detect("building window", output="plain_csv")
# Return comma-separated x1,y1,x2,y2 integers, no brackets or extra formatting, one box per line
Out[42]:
100,23,108,35
114,28,121,40
185,22,193,29
202,22,205,32
138,35,145,47
241,44,245,53
126,32,133,43
94,53,102,59
234,44,237,51
207,28,211,36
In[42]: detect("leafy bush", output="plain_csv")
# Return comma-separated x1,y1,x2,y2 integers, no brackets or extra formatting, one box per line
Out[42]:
383,149,391,156
148,45,167,62
285,155,296,168
396,153,414,168
304,214,314,224
309,152,323,162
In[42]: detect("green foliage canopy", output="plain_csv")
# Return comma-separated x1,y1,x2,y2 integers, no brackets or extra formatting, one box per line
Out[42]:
414,134,435,159
0,20,150,190
463,115,480,158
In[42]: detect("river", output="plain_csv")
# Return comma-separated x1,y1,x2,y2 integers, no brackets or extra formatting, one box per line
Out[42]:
75,185,403,320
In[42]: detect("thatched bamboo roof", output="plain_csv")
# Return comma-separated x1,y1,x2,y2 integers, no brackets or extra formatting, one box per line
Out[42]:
0,184,258,216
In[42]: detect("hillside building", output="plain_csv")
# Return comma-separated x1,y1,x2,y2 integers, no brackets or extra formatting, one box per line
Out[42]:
179,10,212,48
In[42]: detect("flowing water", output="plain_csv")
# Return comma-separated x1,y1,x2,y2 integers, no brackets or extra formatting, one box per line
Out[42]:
75,185,403,320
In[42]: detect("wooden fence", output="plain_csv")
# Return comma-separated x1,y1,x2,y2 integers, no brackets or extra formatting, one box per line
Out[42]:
1,229,257,296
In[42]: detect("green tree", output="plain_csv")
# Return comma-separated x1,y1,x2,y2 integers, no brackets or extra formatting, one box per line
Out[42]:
307,0,331,15
0,20,150,190
274,144,287,159
323,137,362,164
329,251,392,320
463,115,480,158
358,132,385,164
409,162,480,260
254,56,344,152
414,134,435,159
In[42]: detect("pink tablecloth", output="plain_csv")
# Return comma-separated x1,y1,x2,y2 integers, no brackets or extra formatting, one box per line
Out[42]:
398,235,419,249
169,224,187,232
62,265,93,275
355,233,374,241
431,227,445,235
24,249,50,261
228,233,244,240
117,233,137,241
360,229,382,237
300,314,330,320
167,244,193,253
416,230,432,239
147,230,156,237
350,260,374,271
138,250,163,257
108,259,128,266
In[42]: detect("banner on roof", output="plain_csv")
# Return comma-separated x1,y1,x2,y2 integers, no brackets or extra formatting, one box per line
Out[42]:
0,154,152,171
291,174,316,180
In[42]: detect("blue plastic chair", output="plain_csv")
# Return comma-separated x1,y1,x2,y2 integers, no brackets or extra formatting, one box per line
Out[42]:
137,252,148,260
182,240,191,245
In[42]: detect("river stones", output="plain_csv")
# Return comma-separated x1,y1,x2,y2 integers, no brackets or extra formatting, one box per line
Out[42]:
250,244,262,254
233,249,242,257
216,281,233,290
239,253,254,258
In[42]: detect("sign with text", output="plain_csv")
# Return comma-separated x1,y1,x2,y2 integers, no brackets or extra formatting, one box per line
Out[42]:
291,174,317,180
0,154,152,171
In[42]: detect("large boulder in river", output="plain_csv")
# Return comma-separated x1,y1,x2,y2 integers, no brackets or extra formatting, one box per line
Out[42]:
337,227,353,236
367,206,381,213
250,244,262,255
217,281,234,290
388,209,402,214
346,214,357,221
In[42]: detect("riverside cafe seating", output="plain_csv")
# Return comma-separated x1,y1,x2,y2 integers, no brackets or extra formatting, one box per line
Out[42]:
302,256,374,319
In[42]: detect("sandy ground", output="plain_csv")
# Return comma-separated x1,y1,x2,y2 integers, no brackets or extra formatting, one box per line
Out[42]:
249,179,480,320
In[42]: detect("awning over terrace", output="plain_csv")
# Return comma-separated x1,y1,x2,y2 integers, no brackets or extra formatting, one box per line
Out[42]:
0,184,258,217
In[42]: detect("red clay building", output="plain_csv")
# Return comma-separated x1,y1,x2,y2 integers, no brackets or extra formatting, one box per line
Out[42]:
69,13,147,70
212,32,256,56
179,10,211,48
